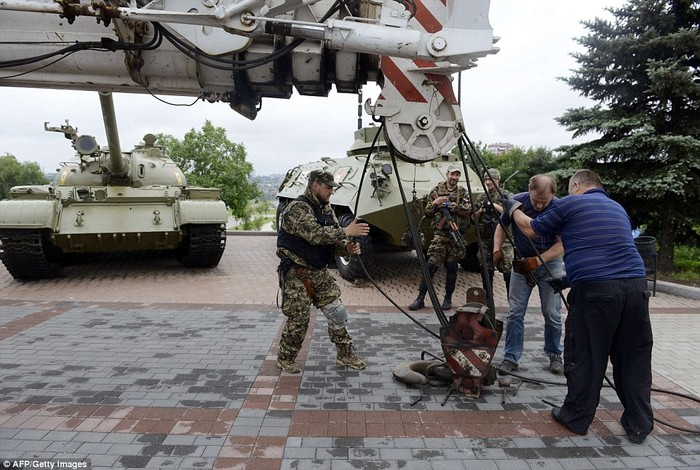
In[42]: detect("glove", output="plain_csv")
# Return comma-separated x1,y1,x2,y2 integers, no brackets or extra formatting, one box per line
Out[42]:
500,199,521,227
524,272,537,288
503,198,523,218
492,250,503,271
545,276,570,292
513,257,540,274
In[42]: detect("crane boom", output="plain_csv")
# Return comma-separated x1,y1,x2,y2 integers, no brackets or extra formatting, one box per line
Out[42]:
0,0,499,162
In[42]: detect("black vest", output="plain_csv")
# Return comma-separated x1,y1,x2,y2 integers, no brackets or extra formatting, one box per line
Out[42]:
277,195,337,268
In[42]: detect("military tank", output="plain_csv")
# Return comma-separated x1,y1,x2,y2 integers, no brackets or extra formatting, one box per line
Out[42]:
276,126,485,281
0,92,228,280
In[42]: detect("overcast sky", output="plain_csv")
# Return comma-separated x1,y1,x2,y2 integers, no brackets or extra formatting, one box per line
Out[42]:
0,1,625,176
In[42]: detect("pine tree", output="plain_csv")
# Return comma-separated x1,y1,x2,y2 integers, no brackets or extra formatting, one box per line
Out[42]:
557,0,700,272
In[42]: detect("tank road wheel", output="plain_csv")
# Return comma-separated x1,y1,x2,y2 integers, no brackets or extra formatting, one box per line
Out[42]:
176,224,226,268
0,229,64,280
335,213,374,281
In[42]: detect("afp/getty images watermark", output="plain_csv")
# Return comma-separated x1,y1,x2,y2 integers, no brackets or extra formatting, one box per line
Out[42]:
2,460,90,469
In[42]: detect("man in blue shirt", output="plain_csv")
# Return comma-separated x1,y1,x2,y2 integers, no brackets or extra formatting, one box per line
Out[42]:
494,175,564,375
506,169,653,445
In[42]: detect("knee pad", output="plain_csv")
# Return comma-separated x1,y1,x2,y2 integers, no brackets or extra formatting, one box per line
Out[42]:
321,299,348,330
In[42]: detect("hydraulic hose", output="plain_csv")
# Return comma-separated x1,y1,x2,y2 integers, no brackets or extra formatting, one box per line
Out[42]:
349,123,442,337
342,119,696,438
459,131,570,310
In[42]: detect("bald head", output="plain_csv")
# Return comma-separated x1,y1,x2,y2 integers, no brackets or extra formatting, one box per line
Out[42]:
568,169,603,195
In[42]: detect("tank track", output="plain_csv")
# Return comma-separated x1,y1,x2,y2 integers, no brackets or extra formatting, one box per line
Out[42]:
176,224,227,268
0,229,62,280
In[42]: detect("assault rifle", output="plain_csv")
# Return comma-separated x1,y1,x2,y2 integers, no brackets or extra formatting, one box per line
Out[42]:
440,202,467,252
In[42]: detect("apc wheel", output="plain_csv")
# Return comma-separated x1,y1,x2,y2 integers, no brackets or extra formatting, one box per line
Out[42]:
335,213,374,281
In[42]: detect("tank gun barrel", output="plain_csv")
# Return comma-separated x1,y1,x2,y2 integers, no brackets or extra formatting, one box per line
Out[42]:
98,91,126,175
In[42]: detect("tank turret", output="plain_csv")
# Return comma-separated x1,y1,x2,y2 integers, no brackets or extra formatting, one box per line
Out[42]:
0,92,228,279
277,125,484,281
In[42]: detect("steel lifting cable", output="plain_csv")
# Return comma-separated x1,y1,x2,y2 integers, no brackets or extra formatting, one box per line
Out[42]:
539,382,700,434
458,133,700,434
604,377,700,434
455,137,497,323
498,368,700,434
345,128,699,436
459,132,526,257
387,143,449,327
459,132,570,311
346,126,500,331
349,123,442,339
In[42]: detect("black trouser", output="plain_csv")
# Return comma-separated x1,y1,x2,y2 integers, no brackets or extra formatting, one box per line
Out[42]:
486,269,511,298
559,277,653,436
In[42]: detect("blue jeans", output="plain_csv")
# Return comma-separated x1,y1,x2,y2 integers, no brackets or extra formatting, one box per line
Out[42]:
502,258,564,364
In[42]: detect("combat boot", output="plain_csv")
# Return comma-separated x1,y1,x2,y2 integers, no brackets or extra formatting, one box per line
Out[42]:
409,277,428,310
442,261,458,310
276,358,301,374
441,295,452,310
409,262,438,310
336,343,366,370
408,292,426,310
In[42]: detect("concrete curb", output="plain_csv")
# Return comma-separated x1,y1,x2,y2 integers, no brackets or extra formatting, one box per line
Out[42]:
227,230,277,236
655,279,700,300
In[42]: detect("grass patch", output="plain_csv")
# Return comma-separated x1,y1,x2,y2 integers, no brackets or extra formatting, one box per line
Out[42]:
674,245,700,272
663,245,700,286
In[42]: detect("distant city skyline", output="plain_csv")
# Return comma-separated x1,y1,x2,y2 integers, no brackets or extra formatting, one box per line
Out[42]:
485,143,515,155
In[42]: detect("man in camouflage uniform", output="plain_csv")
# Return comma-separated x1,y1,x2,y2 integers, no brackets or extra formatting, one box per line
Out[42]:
408,165,471,311
276,170,370,374
474,168,514,295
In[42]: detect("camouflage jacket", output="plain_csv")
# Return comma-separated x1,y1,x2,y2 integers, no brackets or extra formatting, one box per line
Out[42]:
475,187,512,243
424,181,471,236
277,188,349,268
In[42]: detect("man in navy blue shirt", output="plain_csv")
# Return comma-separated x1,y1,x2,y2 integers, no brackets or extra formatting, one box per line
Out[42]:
507,169,653,445
494,175,564,375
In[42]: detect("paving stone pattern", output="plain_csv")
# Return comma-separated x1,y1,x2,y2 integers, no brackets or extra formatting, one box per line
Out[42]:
1,307,279,409
1,235,699,469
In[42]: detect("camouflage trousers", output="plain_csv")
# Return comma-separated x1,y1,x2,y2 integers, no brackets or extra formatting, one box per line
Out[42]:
497,242,514,273
478,241,514,273
278,265,353,363
426,234,466,265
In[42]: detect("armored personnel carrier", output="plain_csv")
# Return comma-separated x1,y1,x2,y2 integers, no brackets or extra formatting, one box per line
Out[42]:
0,92,228,279
277,126,485,281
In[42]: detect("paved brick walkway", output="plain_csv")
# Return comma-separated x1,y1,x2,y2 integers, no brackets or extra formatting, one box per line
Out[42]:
1,234,699,469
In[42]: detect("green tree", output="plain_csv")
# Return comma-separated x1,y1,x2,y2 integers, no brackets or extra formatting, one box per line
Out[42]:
157,121,260,218
463,146,559,194
556,0,700,272
0,154,50,199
